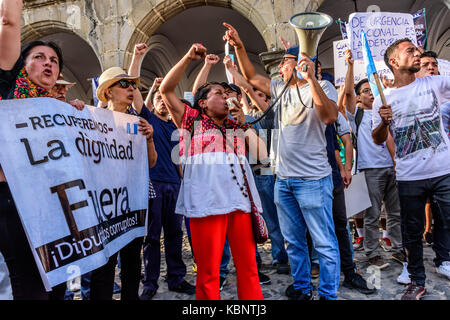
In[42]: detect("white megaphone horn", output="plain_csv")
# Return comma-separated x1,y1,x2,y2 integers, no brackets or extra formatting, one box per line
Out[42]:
289,12,333,78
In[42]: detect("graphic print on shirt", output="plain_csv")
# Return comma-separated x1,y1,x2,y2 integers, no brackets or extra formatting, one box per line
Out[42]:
393,89,444,159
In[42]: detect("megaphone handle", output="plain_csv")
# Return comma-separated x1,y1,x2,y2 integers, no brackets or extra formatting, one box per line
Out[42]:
297,56,317,78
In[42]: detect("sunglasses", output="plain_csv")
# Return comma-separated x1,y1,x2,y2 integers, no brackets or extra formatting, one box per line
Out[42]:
111,79,137,90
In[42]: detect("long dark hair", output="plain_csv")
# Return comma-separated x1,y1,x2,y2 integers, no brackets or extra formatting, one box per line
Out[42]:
21,41,64,72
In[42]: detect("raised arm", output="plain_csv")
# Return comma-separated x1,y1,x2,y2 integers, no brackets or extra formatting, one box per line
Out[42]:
343,49,357,115
223,55,269,113
144,77,163,110
128,43,148,114
160,43,206,128
192,54,219,95
223,23,271,97
0,0,22,70
297,53,338,125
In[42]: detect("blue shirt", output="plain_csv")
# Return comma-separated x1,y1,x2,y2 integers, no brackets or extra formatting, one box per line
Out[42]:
140,107,181,184
325,124,343,189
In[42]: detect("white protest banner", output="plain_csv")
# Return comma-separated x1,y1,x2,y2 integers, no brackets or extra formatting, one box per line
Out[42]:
348,12,417,61
333,39,393,86
0,98,149,290
437,59,450,77
344,172,372,218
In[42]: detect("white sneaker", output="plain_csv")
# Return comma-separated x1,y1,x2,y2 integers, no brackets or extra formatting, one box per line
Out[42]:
397,262,411,285
436,261,450,280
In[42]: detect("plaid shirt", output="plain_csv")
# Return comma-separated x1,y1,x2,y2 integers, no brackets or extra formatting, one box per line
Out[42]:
126,105,156,199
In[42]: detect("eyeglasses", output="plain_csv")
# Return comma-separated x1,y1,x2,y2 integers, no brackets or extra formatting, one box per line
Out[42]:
361,88,372,94
111,79,137,90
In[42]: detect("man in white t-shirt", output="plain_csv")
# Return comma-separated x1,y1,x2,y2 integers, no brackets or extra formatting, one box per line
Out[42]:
224,24,341,300
412,51,450,285
343,50,403,270
372,38,450,300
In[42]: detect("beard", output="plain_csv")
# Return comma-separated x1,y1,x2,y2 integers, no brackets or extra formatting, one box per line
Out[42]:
408,65,421,73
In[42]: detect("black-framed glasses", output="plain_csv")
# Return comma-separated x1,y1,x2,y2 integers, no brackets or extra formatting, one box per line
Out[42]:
111,79,137,90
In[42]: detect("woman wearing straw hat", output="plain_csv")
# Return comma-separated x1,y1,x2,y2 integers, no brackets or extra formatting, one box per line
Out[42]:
88,66,157,300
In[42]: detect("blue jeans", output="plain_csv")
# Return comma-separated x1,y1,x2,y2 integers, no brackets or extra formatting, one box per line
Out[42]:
274,175,340,300
253,174,289,264
220,240,231,278
220,240,262,278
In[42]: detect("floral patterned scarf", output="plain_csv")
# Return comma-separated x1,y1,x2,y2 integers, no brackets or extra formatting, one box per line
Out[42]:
0,67,52,100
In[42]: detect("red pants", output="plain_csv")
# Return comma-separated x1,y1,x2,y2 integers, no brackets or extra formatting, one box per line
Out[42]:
190,211,263,300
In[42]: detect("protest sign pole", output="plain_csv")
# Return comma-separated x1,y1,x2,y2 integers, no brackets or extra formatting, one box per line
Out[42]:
373,73,387,106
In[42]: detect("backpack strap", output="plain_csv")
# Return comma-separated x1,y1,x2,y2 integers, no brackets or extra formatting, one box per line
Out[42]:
354,107,364,173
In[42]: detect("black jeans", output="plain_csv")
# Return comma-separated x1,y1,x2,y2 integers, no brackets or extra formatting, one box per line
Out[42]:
142,181,185,291
429,197,450,267
332,185,356,278
90,237,143,300
397,173,450,286
0,182,66,300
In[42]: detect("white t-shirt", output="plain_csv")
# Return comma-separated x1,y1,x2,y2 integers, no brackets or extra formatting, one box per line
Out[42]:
372,76,450,181
346,108,393,170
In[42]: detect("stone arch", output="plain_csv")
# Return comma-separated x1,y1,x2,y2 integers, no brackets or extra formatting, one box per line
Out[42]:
123,0,271,69
21,20,103,70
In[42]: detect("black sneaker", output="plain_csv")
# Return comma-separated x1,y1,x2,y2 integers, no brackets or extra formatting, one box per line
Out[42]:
343,273,377,295
219,277,227,291
285,284,313,300
169,280,196,295
139,288,156,300
276,262,290,275
258,271,271,285
401,281,426,300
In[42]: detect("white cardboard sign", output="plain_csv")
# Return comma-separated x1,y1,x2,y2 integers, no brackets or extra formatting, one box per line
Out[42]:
348,12,417,62
0,98,149,290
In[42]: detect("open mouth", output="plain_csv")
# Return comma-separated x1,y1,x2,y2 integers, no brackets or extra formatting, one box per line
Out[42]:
43,68,53,77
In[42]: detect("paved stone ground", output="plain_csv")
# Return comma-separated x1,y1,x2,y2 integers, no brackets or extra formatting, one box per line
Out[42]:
2,229,446,300
104,230,449,301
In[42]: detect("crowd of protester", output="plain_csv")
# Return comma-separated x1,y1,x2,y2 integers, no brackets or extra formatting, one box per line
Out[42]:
0,0,449,301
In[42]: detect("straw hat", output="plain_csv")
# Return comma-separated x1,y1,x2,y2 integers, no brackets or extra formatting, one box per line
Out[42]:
55,74,76,89
96,67,140,102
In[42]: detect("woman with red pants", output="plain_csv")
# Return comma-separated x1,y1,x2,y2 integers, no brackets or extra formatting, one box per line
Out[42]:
160,43,266,300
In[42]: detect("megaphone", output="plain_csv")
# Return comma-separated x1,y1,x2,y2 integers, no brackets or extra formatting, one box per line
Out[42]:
289,12,333,77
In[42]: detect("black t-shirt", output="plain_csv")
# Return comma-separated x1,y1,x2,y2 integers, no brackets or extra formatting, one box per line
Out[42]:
0,57,25,100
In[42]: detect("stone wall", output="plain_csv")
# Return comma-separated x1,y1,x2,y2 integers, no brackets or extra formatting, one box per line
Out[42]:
22,0,323,70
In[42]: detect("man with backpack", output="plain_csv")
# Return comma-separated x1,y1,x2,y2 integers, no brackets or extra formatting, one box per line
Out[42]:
343,50,404,270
